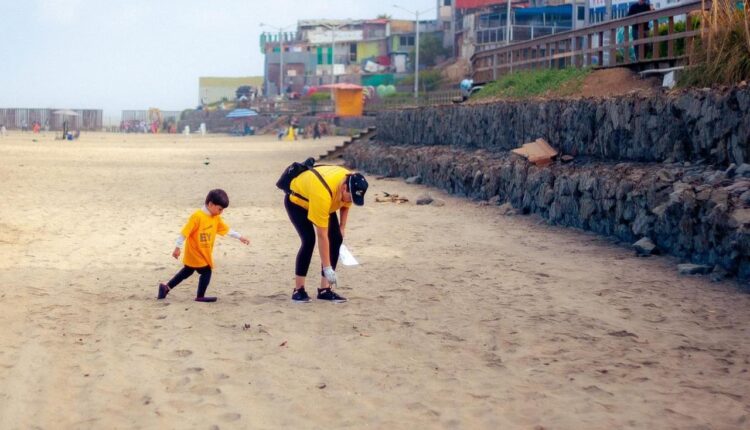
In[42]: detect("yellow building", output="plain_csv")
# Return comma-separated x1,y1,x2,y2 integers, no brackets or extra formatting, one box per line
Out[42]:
198,77,264,104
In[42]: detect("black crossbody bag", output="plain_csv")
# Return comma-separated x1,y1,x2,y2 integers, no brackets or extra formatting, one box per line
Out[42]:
276,157,332,200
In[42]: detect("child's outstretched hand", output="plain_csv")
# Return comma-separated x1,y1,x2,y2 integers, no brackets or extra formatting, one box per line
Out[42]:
172,247,181,259
239,236,250,245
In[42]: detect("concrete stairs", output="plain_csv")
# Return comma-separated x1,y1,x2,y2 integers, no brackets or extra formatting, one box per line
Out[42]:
317,126,377,162
257,116,290,135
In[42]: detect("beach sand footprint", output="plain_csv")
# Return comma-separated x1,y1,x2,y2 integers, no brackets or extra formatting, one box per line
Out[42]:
174,349,193,357
220,412,241,422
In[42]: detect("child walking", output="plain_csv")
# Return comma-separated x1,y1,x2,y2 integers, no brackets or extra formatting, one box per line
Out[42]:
158,189,250,302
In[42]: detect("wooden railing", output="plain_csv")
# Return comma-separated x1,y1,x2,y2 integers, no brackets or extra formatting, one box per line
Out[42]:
253,99,334,115
364,90,462,113
472,0,710,82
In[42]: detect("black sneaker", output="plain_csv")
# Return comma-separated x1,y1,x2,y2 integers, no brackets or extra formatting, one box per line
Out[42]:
317,288,347,303
157,283,170,300
292,287,311,303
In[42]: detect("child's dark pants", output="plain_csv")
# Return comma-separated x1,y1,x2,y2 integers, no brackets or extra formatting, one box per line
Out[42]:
167,265,212,298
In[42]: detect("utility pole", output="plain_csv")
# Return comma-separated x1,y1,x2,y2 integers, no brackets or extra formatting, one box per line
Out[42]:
394,4,435,100
260,22,292,97
323,22,346,104
415,9,420,99
506,0,512,44
279,30,284,97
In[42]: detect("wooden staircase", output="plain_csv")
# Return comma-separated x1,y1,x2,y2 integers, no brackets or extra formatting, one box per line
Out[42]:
317,126,377,162
257,116,290,135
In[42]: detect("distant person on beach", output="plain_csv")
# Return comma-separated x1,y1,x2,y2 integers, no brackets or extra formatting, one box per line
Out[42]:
157,189,250,302
313,122,321,139
0,125,6,137
284,166,368,303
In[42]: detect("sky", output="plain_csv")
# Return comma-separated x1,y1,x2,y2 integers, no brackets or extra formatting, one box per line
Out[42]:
1,0,436,122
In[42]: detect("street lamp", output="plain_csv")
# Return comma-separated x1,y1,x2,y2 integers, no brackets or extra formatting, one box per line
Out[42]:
260,22,292,98
393,4,434,100
322,22,347,105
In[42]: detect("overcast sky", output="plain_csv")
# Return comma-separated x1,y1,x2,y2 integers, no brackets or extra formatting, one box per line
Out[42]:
2,0,436,121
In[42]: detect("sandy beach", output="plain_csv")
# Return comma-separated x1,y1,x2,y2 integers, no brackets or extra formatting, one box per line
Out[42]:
0,131,748,429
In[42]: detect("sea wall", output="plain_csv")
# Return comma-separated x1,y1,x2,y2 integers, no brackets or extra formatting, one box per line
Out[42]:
376,86,750,167
344,95,750,280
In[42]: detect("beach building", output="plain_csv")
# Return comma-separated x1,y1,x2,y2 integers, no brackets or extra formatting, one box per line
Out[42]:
453,0,680,61
260,17,443,97
438,0,458,50
0,108,102,131
198,76,264,105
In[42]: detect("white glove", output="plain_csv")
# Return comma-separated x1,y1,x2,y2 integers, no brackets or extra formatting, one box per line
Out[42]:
322,266,337,285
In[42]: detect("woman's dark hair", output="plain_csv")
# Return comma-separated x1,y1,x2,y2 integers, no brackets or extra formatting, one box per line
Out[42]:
205,189,229,208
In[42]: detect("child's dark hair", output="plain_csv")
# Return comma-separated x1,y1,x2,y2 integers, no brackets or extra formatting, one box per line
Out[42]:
205,189,229,208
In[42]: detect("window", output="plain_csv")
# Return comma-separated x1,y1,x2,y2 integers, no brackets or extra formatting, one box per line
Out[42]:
577,6,585,21
444,0,451,5
350,43,357,62
399,35,415,46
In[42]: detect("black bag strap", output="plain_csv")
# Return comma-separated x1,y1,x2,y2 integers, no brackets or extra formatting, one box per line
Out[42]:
290,167,333,202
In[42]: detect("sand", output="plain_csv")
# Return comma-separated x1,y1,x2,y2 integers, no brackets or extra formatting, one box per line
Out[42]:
0,131,748,429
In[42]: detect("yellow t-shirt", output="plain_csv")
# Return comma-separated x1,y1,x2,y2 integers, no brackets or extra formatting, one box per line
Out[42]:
180,209,229,268
289,165,352,228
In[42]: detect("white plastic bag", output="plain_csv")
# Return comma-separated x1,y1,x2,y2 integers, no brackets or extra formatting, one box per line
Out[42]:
339,244,359,266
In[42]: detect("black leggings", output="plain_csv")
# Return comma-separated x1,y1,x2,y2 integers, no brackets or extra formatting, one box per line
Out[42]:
167,265,212,298
284,195,342,278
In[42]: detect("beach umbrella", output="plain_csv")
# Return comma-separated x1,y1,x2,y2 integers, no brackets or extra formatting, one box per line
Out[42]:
53,109,80,137
225,108,258,119
53,109,80,117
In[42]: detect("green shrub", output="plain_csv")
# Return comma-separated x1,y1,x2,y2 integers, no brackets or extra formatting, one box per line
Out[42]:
384,92,412,99
472,67,592,99
656,20,687,58
308,92,332,101
398,70,444,92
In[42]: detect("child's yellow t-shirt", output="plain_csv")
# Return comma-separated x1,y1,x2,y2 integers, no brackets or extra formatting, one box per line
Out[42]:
289,165,352,228
180,209,229,268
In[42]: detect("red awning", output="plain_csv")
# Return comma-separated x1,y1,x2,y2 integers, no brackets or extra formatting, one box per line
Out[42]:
456,0,508,9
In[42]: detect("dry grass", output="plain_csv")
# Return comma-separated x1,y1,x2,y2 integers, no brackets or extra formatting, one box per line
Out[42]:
681,0,750,86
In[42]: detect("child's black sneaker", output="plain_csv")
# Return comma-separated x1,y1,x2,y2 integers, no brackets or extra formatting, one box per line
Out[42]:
157,283,170,300
195,296,217,303
317,288,347,303
292,287,311,303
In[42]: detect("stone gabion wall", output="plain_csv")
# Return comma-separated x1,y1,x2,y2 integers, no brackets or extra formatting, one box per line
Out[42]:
344,142,750,280
376,86,750,167
337,116,376,131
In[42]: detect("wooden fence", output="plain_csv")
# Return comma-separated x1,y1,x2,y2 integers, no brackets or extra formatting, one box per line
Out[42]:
364,90,462,113
248,89,462,115
473,0,710,82
0,108,103,131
